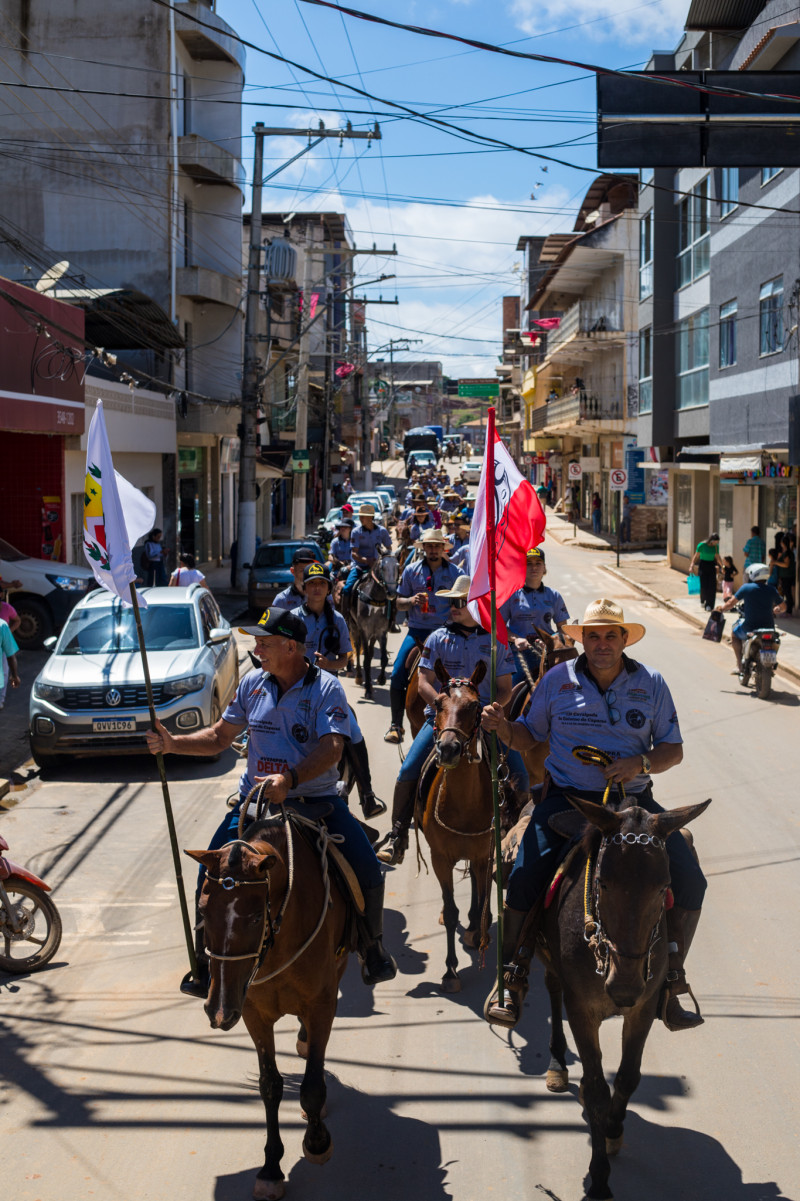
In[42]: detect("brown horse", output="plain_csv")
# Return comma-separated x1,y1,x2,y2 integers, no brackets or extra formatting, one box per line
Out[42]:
537,794,710,1201
186,814,350,1201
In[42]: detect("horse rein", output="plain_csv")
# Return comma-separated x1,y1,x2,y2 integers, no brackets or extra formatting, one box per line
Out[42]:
434,678,483,764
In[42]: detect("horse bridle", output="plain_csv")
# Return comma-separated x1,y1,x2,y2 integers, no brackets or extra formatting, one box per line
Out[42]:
434,677,483,764
584,829,667,983
356,556,396,607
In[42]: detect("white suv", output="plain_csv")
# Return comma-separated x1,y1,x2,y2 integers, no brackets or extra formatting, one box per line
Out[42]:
0,537,95,649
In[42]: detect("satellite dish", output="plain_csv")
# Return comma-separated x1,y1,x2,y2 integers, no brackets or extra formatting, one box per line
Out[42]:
583,210,600,226
35,260,70,293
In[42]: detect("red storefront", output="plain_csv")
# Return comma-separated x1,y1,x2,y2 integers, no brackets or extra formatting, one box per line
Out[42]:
0,277,85,560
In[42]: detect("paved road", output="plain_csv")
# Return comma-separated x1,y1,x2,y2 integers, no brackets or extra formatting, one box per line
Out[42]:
2,531,798,1201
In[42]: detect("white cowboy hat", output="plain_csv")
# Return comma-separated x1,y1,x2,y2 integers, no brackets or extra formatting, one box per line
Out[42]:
415,527,450,550
561,598,645,646
435,574,471,600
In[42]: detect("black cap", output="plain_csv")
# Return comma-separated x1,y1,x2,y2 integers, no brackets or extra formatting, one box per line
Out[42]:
239,608,308,641
292,546,318,566
303,561,331,588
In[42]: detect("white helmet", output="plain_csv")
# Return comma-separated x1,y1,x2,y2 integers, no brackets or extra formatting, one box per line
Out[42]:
746,562,770,583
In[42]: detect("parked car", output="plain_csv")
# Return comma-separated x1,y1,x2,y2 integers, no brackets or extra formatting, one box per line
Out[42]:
245,538,323,613
348,492,388,517
0,537,96,650
461,458,484,484
375,488,397,516
407,450,437,472
29,584,238,770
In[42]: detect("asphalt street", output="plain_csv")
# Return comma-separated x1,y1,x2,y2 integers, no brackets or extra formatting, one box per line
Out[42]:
2,531,799,1201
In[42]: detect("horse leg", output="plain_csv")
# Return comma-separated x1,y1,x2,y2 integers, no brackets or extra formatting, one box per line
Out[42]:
299,997,337,1165
377,633,388,685
363,638,373,699
352,629,363,686
544,969,569,1093
569,1011,613,1200
248,1019,286,1201
296,1020,308,1059
605,1001,657,1156
462,863,487,949
434,855,461,992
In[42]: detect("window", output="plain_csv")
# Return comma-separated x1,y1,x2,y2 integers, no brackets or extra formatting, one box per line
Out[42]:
674,472,693,558
760,277,784,355
761,167,782,186
639,326,653,414
640,167,654,186
677,177,710,287
639,212,653,299
676,308,709,408
719,300,737,368
720,167,738,217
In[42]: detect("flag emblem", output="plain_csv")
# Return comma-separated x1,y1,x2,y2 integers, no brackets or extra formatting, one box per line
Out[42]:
83,464,110,570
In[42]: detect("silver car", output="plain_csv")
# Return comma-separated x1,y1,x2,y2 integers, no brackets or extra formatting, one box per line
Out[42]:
29,584,239,770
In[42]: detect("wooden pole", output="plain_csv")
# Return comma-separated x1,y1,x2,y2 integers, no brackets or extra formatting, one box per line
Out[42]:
129,583,197,975
485,407,506,1008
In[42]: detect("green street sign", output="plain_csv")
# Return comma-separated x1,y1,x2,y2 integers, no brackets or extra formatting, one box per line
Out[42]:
291,449,310,473
458,382,499,398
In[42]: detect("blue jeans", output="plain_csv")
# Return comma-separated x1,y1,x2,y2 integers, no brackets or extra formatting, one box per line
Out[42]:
592,510,601,535
506,786,707,913
198,793,382,897
390,628,427,692
398,719,529,795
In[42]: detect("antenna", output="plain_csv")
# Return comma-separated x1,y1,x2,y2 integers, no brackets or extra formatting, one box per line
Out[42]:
35,260,70,293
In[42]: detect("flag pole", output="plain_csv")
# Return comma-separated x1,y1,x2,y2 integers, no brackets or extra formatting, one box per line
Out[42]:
485,407,506,1009
129,582,197,976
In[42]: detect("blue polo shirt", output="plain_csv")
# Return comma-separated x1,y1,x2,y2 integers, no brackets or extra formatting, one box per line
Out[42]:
519,654,682,795
329,536,352,563
450,544,470,573
419,623,513,716
734,581,782,633
409,516,435,541
292,602,352,660
399,557,464,634
223,664,351,799
351,524,391,564
273,583,305,610
500,584,570,639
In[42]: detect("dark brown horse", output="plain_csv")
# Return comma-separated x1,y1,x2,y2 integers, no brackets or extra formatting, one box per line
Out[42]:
538,794,710,1201
347,553,399,699
187,815,351,1200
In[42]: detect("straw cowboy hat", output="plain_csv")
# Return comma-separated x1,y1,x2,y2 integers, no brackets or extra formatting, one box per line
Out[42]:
435,574,471,600
561,598,645,646
358,502,376,517
415,527,450,551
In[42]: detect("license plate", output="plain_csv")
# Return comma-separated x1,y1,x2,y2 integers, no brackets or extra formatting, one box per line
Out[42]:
759,651,778,666
92,718,136,733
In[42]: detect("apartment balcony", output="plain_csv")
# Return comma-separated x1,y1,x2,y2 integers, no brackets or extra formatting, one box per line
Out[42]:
541,391,631,436
177,266,240,309
544,300,628,363
174,3,245,67
179,134,245,190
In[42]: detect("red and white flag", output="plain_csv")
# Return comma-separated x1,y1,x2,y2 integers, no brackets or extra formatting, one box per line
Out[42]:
467,409,545,643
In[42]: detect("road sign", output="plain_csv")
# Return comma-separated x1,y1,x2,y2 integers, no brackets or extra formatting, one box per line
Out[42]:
458,379,499,398
522,454,533,466
610,468,628,491
291,449,310,473
568,461,582,480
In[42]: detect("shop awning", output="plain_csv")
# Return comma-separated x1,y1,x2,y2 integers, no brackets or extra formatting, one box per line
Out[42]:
720,453,762,475
0,388,85,434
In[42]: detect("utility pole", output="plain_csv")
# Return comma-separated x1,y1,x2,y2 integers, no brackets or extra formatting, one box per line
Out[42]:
292,221,315,538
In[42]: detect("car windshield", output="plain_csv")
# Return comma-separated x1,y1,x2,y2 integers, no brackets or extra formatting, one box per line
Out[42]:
324,508,343,524
252,544,320,569
0,537,27,562
59,604,199,654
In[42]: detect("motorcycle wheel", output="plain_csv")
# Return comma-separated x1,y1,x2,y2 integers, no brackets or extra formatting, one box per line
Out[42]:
756,666,773,700
0,879,63,973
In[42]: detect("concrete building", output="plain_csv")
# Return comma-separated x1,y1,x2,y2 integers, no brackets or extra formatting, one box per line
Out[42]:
638,0,800,574
0,0,245,570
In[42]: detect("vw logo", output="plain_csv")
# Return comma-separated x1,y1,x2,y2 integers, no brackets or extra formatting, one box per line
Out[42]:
105,688,122,707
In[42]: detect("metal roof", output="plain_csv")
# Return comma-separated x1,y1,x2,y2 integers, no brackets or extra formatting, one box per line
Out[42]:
51,288,184,350
685,0,767,31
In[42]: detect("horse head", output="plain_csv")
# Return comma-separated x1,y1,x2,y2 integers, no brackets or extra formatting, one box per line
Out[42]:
375,552,399,599
555,795,710,1009
432,659,486,769
185,836,284,1030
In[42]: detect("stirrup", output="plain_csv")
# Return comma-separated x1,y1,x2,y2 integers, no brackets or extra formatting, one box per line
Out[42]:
384,724,404,744
179,968,209,999
659,970,704,1031
361,794,387,819
376,832,406,865
483,965,528,1029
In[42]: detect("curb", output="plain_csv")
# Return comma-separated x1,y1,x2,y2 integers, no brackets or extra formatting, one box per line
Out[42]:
600,563,800,689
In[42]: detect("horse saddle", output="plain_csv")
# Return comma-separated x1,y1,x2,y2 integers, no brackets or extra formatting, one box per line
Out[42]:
405,644,422,673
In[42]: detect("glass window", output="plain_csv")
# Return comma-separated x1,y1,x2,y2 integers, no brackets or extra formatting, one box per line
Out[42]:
639,326,653,414
676,177,710,287
639,212,653,299
762,483,797,550
719,299,737,369
676,308,709,408
720,167,738,217
58,604,198,654
761,167,782,185
760,277,784,355
674,472,693,557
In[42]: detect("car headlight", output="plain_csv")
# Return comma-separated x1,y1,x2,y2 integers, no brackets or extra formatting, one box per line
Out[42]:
46,574,89,592
33,681,65,702
163,674,206,697
254,581,271,590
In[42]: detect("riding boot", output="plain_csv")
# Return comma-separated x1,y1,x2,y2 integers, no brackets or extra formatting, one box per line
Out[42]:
483,906,534,1028
180,904,210,999
384,686,407,743
376,779,416,865
358,882,398,985
660,906,704,1031
350,737,387,819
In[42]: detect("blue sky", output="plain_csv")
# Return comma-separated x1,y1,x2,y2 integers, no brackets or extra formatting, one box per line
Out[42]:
217,0,689,376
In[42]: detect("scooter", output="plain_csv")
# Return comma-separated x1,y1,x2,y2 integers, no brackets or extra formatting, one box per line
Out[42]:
739,627,781,699
0,833,62,972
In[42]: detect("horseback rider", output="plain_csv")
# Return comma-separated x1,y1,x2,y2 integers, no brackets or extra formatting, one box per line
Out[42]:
447,513,471,573
293,561,386,820
378,574,529,866
500,547,572,685
342,503,392,600
329,517,354,573
409,504,436,542
481,598,706,1033
385,527,463,744
274,546,319,609
146,607,397,998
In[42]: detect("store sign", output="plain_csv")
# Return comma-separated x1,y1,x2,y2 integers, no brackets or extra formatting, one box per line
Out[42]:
625,446,646,504
580,456,600,472
291,449,310,473
178,447,201,474
720,454,794,480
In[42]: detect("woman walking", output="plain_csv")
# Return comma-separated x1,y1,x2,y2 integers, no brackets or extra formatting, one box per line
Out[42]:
689,532,722,612
591,490,602,535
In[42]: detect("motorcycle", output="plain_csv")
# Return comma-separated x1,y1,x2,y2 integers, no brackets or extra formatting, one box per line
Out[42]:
738,626,781,699
0,833,62,972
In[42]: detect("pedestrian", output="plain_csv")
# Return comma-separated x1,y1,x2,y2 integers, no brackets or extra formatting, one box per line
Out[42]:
143,528,168,587
342,475,353,497
0,590,22,709
536,482,548,511
742,525,766,572
169,552,206,588
777,534,795,615
591,491,602,535
688,532,722,611
721,556,738,599
621,494,633,543
0,617,21,710
767,533,784,587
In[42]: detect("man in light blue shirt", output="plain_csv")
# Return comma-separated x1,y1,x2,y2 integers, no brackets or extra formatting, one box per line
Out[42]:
328,519,354,568
343,504,392,596
500,547,571,684
273,546,319,609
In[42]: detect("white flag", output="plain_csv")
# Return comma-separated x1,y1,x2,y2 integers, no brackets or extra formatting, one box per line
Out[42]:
82,401,156,604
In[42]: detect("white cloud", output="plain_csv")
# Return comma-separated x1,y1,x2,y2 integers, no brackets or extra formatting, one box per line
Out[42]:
509,0,687,46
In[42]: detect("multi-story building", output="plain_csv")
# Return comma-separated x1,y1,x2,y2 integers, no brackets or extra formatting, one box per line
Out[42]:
0,0,245,567
375,361,444,443
638,0,800,572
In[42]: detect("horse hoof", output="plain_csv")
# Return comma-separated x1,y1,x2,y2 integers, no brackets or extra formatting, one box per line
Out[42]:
605,1134,624,1157
546,1068,569,1092
441,975,461,994
578,1082,585,1108
296,1039,309,1060
253,1179,285,1200
438,911,445,926
303,1136,333,1165
301,1103,328,1121
462,929,480,949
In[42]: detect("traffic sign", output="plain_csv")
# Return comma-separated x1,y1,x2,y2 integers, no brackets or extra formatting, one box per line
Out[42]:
610,468,628,491
568,461,582,480
458,379,499,398
522,454,533,466
291,449,310,473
